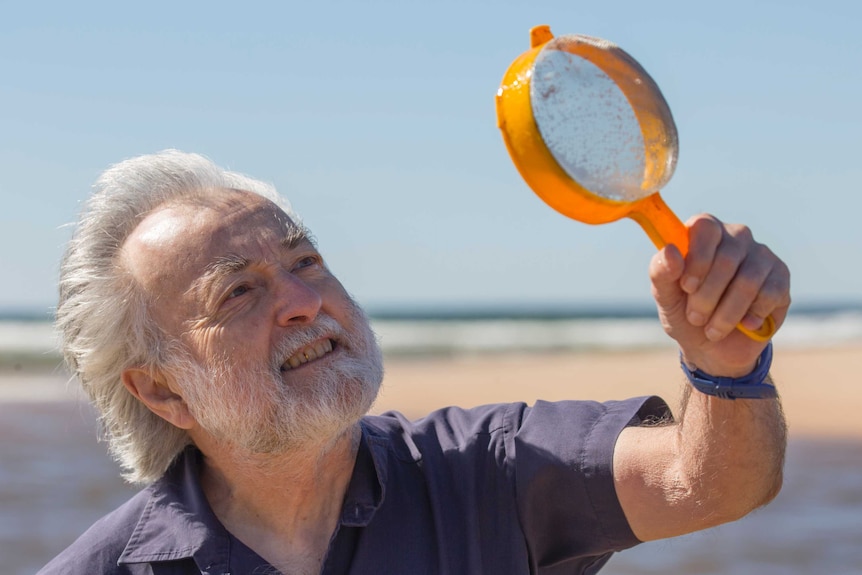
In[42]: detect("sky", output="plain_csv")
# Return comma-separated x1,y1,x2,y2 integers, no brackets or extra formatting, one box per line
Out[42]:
1,0,860,314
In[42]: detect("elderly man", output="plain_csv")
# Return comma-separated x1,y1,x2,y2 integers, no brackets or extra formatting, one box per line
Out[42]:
41,150,789,574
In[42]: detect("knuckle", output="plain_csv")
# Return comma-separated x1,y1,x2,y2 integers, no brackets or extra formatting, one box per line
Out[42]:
727,223,753,242
751,244,772,265
690,215,721,238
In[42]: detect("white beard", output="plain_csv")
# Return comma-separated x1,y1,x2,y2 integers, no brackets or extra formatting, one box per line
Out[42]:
171,300,383,454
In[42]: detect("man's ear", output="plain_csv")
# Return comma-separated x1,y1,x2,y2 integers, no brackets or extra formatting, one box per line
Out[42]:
121,368,196,430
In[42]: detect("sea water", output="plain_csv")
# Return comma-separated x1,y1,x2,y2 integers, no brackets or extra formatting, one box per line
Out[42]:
2,304,861,364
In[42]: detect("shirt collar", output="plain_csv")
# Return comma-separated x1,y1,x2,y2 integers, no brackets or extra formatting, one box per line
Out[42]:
117,422,392,569
118,446,231,571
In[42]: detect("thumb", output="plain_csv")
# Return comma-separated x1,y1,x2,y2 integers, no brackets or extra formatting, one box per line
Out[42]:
649,244,687,323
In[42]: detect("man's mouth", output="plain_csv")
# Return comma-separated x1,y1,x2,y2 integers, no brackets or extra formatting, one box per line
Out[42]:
280,338,335,371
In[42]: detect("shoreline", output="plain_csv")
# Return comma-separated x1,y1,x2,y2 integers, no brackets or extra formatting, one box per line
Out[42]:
3,344,860,440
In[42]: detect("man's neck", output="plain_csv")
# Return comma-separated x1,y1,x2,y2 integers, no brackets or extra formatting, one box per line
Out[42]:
196,425,362,573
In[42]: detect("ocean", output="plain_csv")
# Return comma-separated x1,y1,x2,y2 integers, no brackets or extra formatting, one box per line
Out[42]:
2,304,861,574
3,303,862,365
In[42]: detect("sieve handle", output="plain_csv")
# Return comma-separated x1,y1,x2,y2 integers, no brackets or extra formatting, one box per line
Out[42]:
628,193,690,255
628,193,776,342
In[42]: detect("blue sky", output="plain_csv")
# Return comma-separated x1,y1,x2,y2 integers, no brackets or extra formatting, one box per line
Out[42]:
2,0,859,313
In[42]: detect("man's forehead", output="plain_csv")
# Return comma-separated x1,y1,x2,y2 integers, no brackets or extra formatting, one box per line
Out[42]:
120,189,308,298
130,189,300,245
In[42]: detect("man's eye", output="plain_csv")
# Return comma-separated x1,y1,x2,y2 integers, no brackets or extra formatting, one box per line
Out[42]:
295,256,319,270
228,285,250,299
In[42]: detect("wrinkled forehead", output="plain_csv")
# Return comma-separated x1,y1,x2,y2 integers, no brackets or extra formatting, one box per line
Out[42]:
119,188,309,315
127,188,303,251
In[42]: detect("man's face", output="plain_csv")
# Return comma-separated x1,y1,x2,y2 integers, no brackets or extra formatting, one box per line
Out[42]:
121,190,383,452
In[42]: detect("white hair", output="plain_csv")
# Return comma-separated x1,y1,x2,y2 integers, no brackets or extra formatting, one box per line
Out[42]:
56,150,300,484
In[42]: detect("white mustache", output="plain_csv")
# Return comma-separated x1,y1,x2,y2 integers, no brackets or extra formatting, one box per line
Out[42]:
269,314,346,371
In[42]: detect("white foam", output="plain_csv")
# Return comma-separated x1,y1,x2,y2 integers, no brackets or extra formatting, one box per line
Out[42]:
1,312,859,360
0,322,60,354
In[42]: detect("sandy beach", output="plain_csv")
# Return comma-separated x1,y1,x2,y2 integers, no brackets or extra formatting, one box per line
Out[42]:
7,343,859,440
373,344,862,440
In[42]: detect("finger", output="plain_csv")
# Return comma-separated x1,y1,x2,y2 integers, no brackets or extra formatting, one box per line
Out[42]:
740,252,792,331
680,215,723,296
649,244,686,318
686,223,753,329
703,243,774,341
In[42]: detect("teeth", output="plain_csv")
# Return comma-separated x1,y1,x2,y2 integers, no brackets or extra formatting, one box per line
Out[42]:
283,339,333,371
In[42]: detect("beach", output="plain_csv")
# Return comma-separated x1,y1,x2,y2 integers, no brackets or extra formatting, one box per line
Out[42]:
375,344,862,440
4,343,861,574
7,343,861,438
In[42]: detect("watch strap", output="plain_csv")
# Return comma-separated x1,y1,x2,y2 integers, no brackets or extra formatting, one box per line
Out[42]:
680,342,777,400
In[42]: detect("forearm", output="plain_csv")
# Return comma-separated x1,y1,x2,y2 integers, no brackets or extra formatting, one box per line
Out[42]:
672,377,787,525
614,371,787,542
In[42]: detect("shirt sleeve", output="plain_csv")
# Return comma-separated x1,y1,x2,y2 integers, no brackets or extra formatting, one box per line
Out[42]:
513,396,670,571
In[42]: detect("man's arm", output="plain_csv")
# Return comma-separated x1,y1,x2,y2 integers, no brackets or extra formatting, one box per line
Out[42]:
612,214,790,542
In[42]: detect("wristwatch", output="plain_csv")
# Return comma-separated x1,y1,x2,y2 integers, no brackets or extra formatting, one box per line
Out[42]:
680,342,777,400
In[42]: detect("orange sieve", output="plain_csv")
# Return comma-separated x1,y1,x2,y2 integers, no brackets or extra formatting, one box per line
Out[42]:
495,25,774,341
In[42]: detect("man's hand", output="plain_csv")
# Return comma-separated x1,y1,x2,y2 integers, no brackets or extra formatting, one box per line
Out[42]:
649,214,791,377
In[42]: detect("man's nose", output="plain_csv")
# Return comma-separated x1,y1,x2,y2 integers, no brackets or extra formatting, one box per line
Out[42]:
273,270,322,326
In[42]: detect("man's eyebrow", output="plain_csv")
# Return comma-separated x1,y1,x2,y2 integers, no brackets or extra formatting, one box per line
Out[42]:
191,226,312,296
281,223,312,250
191,254,251,297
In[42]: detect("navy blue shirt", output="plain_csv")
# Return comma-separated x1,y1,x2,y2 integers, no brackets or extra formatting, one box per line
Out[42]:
39,397,668,574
